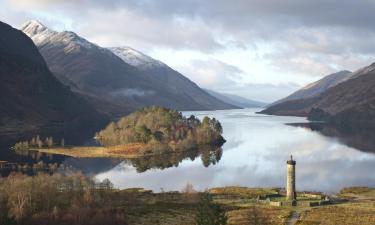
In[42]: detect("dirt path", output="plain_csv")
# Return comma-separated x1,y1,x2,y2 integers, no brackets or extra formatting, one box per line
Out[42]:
287,210,300,225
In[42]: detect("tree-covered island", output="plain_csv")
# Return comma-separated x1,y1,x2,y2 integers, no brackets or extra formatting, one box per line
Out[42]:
96,106,225,150
14,106,225,158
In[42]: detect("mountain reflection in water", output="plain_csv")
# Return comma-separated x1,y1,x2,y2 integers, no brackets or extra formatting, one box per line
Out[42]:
1,109,375,193
289,122,375,154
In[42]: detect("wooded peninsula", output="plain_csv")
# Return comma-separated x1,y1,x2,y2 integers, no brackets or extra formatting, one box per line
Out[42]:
13,106,225,158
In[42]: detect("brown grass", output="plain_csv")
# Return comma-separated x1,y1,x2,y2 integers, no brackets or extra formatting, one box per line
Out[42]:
296,204,375,225
227,205,291,225
31,143,146,158
209,186,279,198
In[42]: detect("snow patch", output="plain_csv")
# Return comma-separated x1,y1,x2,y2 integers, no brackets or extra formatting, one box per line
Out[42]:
109,47,164,69
20,20,98,50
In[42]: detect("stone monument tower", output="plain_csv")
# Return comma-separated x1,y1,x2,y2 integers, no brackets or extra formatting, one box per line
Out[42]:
286,155,296,201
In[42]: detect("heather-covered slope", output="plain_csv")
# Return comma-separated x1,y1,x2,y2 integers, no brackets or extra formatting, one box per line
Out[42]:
0,21,106,134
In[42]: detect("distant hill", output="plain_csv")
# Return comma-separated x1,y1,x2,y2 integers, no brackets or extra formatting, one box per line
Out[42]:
0,21,106,134
204,89,267,108
261,62,375,125
268,70,352,107
21,21,236,118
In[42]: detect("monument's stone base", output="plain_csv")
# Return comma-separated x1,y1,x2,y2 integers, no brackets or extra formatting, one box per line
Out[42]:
269,199,331,207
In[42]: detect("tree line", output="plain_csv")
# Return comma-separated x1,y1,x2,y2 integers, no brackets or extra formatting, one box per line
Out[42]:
13,135,65,151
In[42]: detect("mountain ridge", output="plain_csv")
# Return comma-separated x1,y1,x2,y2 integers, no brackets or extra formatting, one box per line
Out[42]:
260,62,375,125
267,70,352,107
0,21,106,134
21,20,236,117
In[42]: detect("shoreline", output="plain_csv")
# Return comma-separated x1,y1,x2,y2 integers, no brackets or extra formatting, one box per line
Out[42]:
29,143,148,158
27,143,221,159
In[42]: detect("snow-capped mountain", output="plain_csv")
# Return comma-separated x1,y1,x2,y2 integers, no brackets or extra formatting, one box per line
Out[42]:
0,21,105,133
109,46,239,109
20,20,236,117
21,20,110,55
109,47,164,69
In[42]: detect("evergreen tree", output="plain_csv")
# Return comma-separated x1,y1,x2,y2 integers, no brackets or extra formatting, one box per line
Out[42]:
195,193,227,225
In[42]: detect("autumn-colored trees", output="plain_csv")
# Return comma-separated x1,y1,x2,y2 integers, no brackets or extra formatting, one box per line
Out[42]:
96,106,225,152
0,172,120,224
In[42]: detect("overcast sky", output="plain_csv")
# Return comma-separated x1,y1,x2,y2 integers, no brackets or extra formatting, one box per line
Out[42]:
2,0,375,102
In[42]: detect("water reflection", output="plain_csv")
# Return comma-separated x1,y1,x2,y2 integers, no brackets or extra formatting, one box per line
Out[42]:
289,122,375,154
125,146,222,172
96,109,375,193
1,109,375,193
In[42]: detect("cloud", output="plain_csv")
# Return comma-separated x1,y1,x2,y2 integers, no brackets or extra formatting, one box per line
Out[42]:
176,58,300,102
2,0,375,101
176,59,244,89
110,88,155,98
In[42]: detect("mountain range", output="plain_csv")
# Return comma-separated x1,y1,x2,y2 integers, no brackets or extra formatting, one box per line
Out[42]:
261,62,375,125
21,20,236,118
204,89,267,108
0,21,106,134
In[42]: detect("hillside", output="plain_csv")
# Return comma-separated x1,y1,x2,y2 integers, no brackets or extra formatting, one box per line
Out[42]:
268,70,352,107
261,62,375,125
109,47,239,110
0,21,106,134
204,89,266,108
21,21,236,118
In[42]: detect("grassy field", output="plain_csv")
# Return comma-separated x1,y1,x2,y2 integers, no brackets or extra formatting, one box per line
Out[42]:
119,187,375,225
295,187,375,225
118,187,291,225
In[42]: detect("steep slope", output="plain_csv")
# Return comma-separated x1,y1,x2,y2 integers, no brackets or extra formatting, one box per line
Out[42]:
261,62,375,125
21,21,235,117
203,89,266,108
109,47,238,110
0,21,106,134
268,70,352,107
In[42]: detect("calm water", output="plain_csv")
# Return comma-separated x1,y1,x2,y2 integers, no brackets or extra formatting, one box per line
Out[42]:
1,108,375,193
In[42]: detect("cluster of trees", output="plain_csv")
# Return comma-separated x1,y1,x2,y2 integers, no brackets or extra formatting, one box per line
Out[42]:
0,172,123,225
96,106,225,152
13,136,65,151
